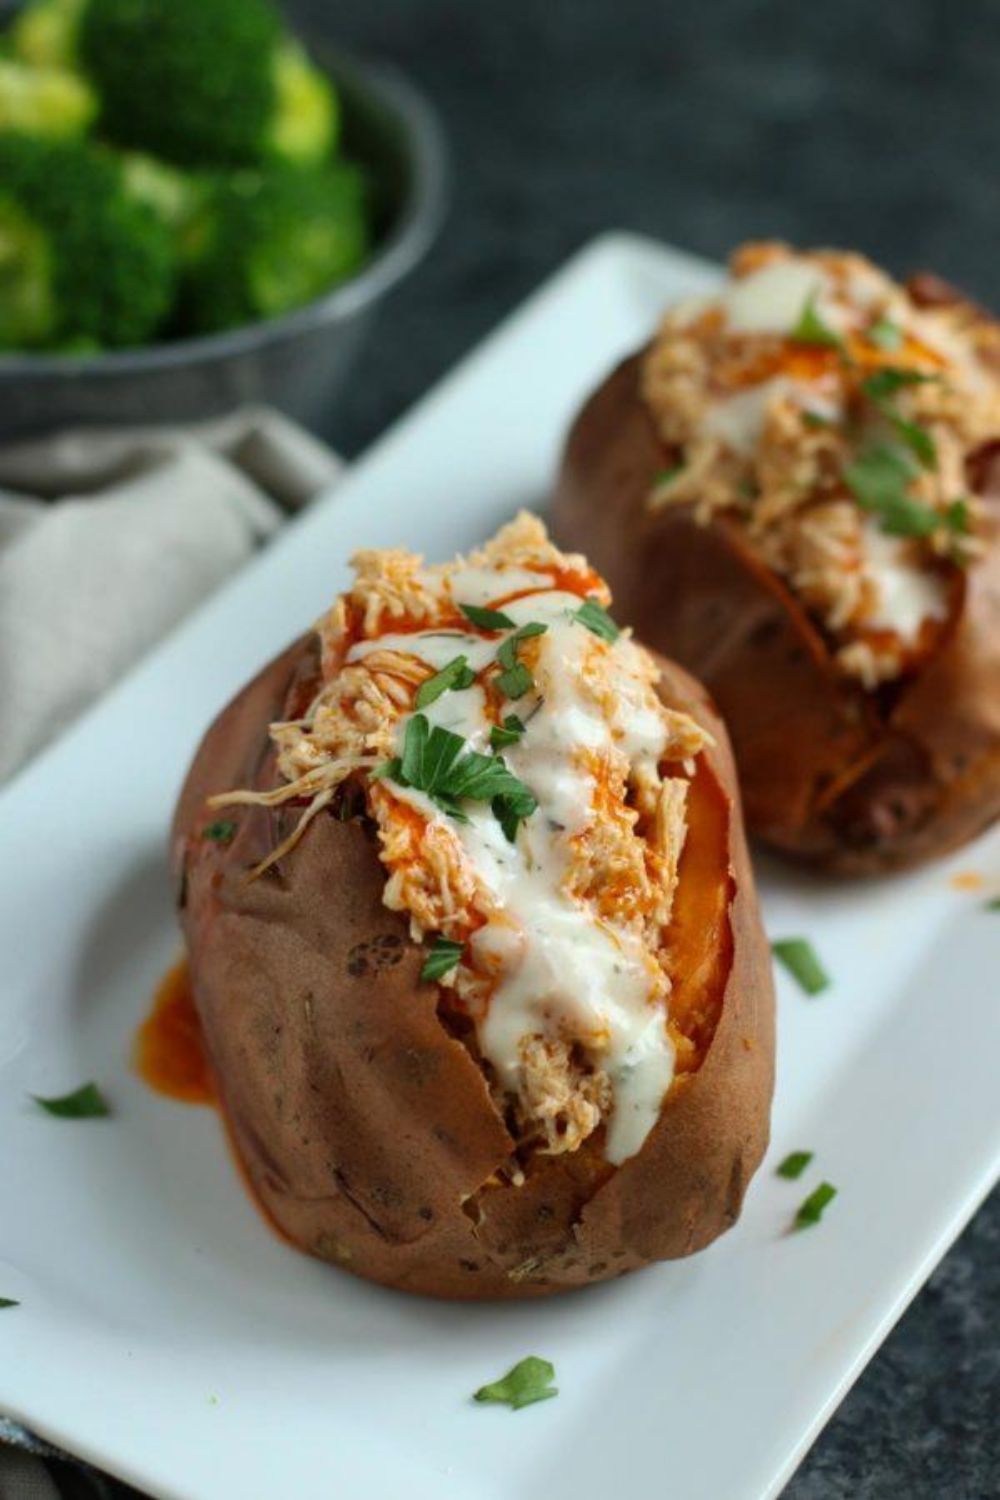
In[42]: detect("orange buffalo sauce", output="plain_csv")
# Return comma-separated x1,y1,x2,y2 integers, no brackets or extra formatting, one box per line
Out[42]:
137,957,298,1249
134,958,214,1104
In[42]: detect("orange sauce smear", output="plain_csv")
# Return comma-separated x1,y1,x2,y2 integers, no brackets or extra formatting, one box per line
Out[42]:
137,959,296,1246
134,959,213,1104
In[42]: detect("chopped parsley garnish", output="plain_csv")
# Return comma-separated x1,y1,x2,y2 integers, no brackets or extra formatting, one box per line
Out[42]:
776,1150,814,1180
860,368,938,470
944,498,971,535
573,599,620,643
203,819,236,844
420,937,464,982
32,1081,110,1118
497,661,534,699
473,1356,558,1411
772,938,830,996
459,603,517,631
415,654,477,709
654,464,683,486
868,317,903,351
0,1298,19,1310
490,714,526,749
790,294,844,352
380,714,537,840
801,409,835,431
795,1181,838,1228
860,367,936,401
496,622,547,700
843,443,940,538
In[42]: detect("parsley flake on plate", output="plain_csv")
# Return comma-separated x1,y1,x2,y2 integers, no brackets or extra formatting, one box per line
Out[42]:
32,1081,110,1118
772,938,830,996
795,1181,838,1229
473,1356,558,1411
776,1151,814,1180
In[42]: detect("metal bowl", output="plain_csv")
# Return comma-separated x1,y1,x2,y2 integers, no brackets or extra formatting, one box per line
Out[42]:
0,47,447,441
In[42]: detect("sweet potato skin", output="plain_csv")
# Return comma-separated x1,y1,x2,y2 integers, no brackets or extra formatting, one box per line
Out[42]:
172,635,774,1299
551,350,1000,872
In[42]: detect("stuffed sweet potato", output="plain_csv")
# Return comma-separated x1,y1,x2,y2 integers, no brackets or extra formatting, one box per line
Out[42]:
172,514,774,1299
553,243,1000,872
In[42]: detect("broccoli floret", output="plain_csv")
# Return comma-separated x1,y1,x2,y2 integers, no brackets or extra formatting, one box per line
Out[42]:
119,151,203,234
0,58,96,138
10,0,83,70
269,39,337,166
180,164,369,335
13,0,338,167
0,134,175,349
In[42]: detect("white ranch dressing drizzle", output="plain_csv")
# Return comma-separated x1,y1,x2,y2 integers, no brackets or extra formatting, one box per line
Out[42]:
373,585,676,1165
720,258,828,335
859,521,949,642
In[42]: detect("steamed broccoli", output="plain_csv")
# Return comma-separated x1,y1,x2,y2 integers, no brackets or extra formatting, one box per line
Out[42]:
180,164,368,335
9,0,82,70
119,151,203,234
0,135,175,349
13,0,337,167
0,58,96,137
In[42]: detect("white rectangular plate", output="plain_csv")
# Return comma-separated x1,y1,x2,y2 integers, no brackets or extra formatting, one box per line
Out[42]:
1,233,998,1500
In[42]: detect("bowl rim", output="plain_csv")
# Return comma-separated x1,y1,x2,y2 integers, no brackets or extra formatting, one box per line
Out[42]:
0,45,448,380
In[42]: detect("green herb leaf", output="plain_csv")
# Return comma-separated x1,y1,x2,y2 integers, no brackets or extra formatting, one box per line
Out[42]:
801,409,835,430
415,655,477,709
776,1150,814,1180
772,938,830,996
861,367,936,401
497,661,534,700
653,464,683,486
32,1082,110,1119
944,498,970,535
421,937,464,982
0,1298,19,1309
790,294,844,351
795,1181,838,1229
860,369,938,470
984,896,1000,911
490,714,526,749
385,715,537,836
371,757,401,781
473,1356,558,1411
868,317,903,351
460,603,517,631
888,414,936,469
573,599,620,643
844,443,939,538
497,622,548,670
495,622,548,700
203,819,236,844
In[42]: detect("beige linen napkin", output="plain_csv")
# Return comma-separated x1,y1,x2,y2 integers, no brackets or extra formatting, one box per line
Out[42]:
0,407,341,786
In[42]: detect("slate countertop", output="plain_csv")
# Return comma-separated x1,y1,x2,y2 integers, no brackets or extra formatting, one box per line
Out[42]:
297,2,999,1493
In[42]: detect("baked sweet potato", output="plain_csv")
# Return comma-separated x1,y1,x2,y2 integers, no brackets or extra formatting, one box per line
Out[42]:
553,243,1000,872
172,515,773,1299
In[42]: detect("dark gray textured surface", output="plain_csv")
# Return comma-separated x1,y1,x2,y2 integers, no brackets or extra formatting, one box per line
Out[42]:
293,1,1000,1495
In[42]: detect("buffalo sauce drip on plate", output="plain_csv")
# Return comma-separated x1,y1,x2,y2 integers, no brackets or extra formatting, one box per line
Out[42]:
136,959,295,1245
134,958,214,1104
